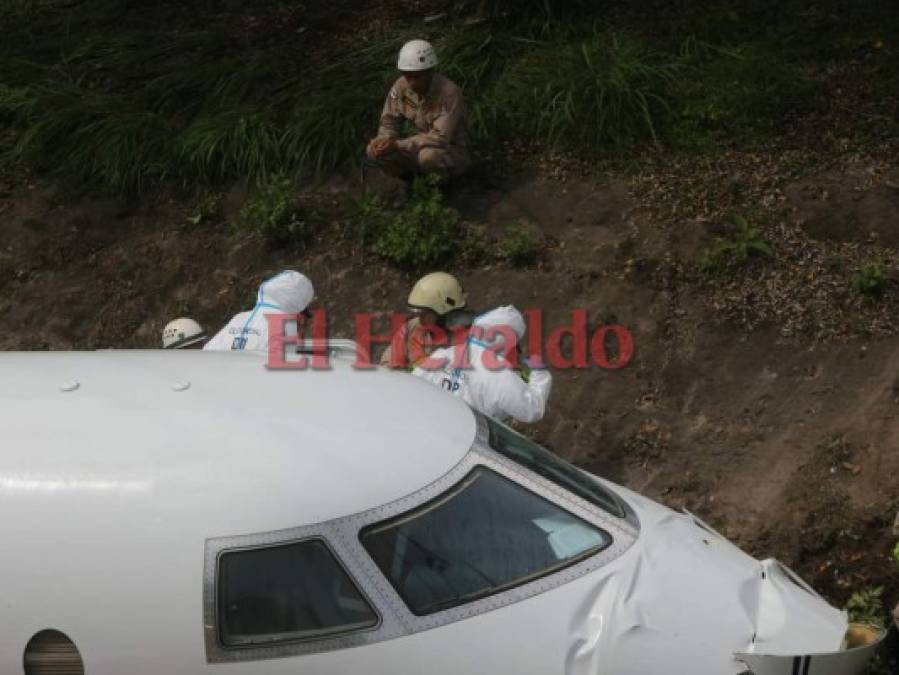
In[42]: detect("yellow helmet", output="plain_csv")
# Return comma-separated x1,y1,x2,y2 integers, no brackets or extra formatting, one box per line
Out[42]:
407,272,467,316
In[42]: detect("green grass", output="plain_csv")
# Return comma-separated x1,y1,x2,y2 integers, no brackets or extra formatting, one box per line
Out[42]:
1,0,895,194
490,28,683,150
0,4,692,191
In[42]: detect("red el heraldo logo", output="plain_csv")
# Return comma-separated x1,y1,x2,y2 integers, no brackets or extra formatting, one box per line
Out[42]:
264,309,634,371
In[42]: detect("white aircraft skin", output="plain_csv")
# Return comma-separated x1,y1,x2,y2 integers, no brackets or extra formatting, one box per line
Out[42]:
0,350,883,675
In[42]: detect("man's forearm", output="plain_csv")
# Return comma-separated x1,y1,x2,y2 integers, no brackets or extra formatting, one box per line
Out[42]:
397,130,448,153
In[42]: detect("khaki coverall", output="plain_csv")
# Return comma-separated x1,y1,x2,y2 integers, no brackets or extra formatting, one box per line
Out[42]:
367,74,470,179
379,316,437,369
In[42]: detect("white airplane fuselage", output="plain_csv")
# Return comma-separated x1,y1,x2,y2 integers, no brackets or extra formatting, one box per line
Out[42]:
0,351,881,675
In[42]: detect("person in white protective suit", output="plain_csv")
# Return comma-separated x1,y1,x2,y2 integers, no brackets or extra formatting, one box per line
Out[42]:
412,305,552,423
204,270,314,351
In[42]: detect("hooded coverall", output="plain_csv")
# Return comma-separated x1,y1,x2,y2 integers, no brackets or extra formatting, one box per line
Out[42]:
204,270,314,351
412,306,553,423
367,74,470,179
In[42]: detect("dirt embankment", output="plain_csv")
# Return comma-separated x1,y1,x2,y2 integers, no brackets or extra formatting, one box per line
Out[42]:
2,152,898,629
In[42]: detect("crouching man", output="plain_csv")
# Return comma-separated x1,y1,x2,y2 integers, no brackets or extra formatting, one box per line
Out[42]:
366,39,470,181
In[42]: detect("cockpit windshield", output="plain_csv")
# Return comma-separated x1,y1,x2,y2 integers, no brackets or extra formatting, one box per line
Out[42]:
361,467,611,616
484,415,627,519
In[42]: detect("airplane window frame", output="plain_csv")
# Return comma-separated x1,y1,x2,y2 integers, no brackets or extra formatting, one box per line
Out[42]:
214,537,381,649
203,423,638,664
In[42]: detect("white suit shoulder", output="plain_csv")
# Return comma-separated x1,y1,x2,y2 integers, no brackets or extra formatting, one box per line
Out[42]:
203,311,252,351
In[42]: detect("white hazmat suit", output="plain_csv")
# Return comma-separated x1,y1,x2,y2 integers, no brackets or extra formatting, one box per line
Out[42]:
412,305,552,423
204,270,314,351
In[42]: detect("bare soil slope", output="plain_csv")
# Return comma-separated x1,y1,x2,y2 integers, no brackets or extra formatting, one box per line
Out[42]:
2,155,897,625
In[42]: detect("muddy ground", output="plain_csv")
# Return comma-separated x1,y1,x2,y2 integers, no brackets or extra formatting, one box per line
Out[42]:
2,142,898,627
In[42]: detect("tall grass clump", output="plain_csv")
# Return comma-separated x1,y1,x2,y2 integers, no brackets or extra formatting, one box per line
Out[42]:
276,38,400,178
0,0,400,193
434,27,522,141
494,28,684,151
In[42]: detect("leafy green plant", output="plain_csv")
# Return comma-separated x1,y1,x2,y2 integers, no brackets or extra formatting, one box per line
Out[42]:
845,587,886,628
236,173,307,245
851,263,889,299
374,175,462,269
498,220,542,266
700,215,771,273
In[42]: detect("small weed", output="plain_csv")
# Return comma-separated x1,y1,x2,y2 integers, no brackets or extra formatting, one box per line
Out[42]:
845,587,886,628
699,215,771,274
186,190,223,225
236,174,307,246
374,175,462,269
851,263,889,299
498,220,542,267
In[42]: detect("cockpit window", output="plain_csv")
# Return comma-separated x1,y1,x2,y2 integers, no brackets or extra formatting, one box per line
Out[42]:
217,539,378,647
485,416,626,518
361,467,610,616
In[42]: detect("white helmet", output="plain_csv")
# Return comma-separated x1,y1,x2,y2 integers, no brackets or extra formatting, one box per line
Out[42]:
162,318,206,349
397,39,437,71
